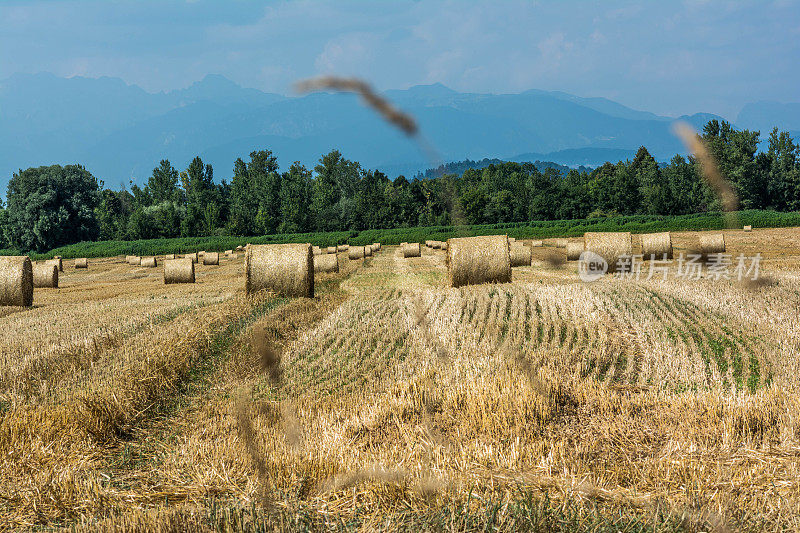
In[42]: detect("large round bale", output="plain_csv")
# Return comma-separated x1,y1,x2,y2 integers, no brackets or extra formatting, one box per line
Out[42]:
203,252,220,266
337,244,349,252
127,256,141,266
373,243,381,252
312,246,322,256
447,235,511,288
314,252,339,273
75,258,88,269
49,257,63,272
0,256,33,306
510,242,532,267
33,262,58,288
699,233,726,255
326,246,337,254
164,258,195,284
348,246,365,260
141,256,158,268
245,243,314,298
402,242,422,258
640,232,673,259
531,240,543,247
431,241,441,250
584,232,632,272
565,241,585,261
224,249,233,255
184,252,199,263
165,254,176,260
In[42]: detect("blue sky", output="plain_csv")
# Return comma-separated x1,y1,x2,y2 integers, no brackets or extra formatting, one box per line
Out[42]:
1,0,798,119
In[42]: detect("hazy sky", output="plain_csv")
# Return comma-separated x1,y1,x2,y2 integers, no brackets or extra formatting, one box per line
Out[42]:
1,0,798,120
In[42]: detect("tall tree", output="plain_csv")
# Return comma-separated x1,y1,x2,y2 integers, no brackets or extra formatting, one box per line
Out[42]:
279,162,312,234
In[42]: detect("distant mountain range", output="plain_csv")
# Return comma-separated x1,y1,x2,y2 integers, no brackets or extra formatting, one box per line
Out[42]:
1,72,798,193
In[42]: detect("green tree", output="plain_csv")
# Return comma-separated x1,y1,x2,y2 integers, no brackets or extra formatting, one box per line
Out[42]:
180,156,219,236
5,164,101,252
146,159,182,204
279,162,312,234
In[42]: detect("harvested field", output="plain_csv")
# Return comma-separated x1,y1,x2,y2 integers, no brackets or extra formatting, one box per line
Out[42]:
2,227,800,530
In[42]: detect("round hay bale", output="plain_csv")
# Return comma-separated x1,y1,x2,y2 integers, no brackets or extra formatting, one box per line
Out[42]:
314,252,339,273
364,245,373,257
184,252,199,263
0,256,33,306
640,232,673,259
554,238,568,248
325,246,336,254
531,240,543,247
312,246,322,256
33,262,58,288
75,258,88,269
432,241,441,250
510,242,532,267
743,225,752,232
584,232,632,272
337,244,349,252
245,243,314,298
141,256,158,268
565,241,585,261
49,257,63,272
203,252,220,266
236,245,244,251
440,241,448,251
401,242,421,258
165,254,176,260
425,240,432,248
348,246,365,260
509,237,516,243
224,249,233,255
447,235,511,288
199,251,206,257
127,256,141,266
164,258,195,284
698,233,726,255
373,243,381,252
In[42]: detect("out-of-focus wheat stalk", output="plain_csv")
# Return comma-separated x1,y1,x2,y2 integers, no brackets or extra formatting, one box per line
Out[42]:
673,121,739,228
295,76,417,135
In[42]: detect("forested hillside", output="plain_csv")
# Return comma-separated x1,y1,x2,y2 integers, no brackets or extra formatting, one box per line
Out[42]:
1,120,798,252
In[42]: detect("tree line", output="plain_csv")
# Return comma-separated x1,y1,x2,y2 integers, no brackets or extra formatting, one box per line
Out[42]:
1,120,798,252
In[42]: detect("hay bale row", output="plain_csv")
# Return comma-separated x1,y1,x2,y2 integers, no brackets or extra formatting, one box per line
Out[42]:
364,245,373,257
314,253,339,273
510,242,532,267
401,242,421,258
566,241,585,261
584,232,632,272
699,233,726,255
313,246,322,256
164,258,195,284
203,252,220,266
141,256,158,268
349,246,365,260
75,258,88,269
373,243,381,252
447,235,511,288
0,256,33,306
33,262,58,288
245,243,313,298
640,232,673,259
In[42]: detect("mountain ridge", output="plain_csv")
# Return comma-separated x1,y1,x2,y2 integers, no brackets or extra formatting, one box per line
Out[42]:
1,73,795,192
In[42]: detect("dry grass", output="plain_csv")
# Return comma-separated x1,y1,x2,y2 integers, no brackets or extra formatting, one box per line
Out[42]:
2,232,800,530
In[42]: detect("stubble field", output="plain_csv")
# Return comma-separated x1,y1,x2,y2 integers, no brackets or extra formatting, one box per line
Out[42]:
2,227,800,532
